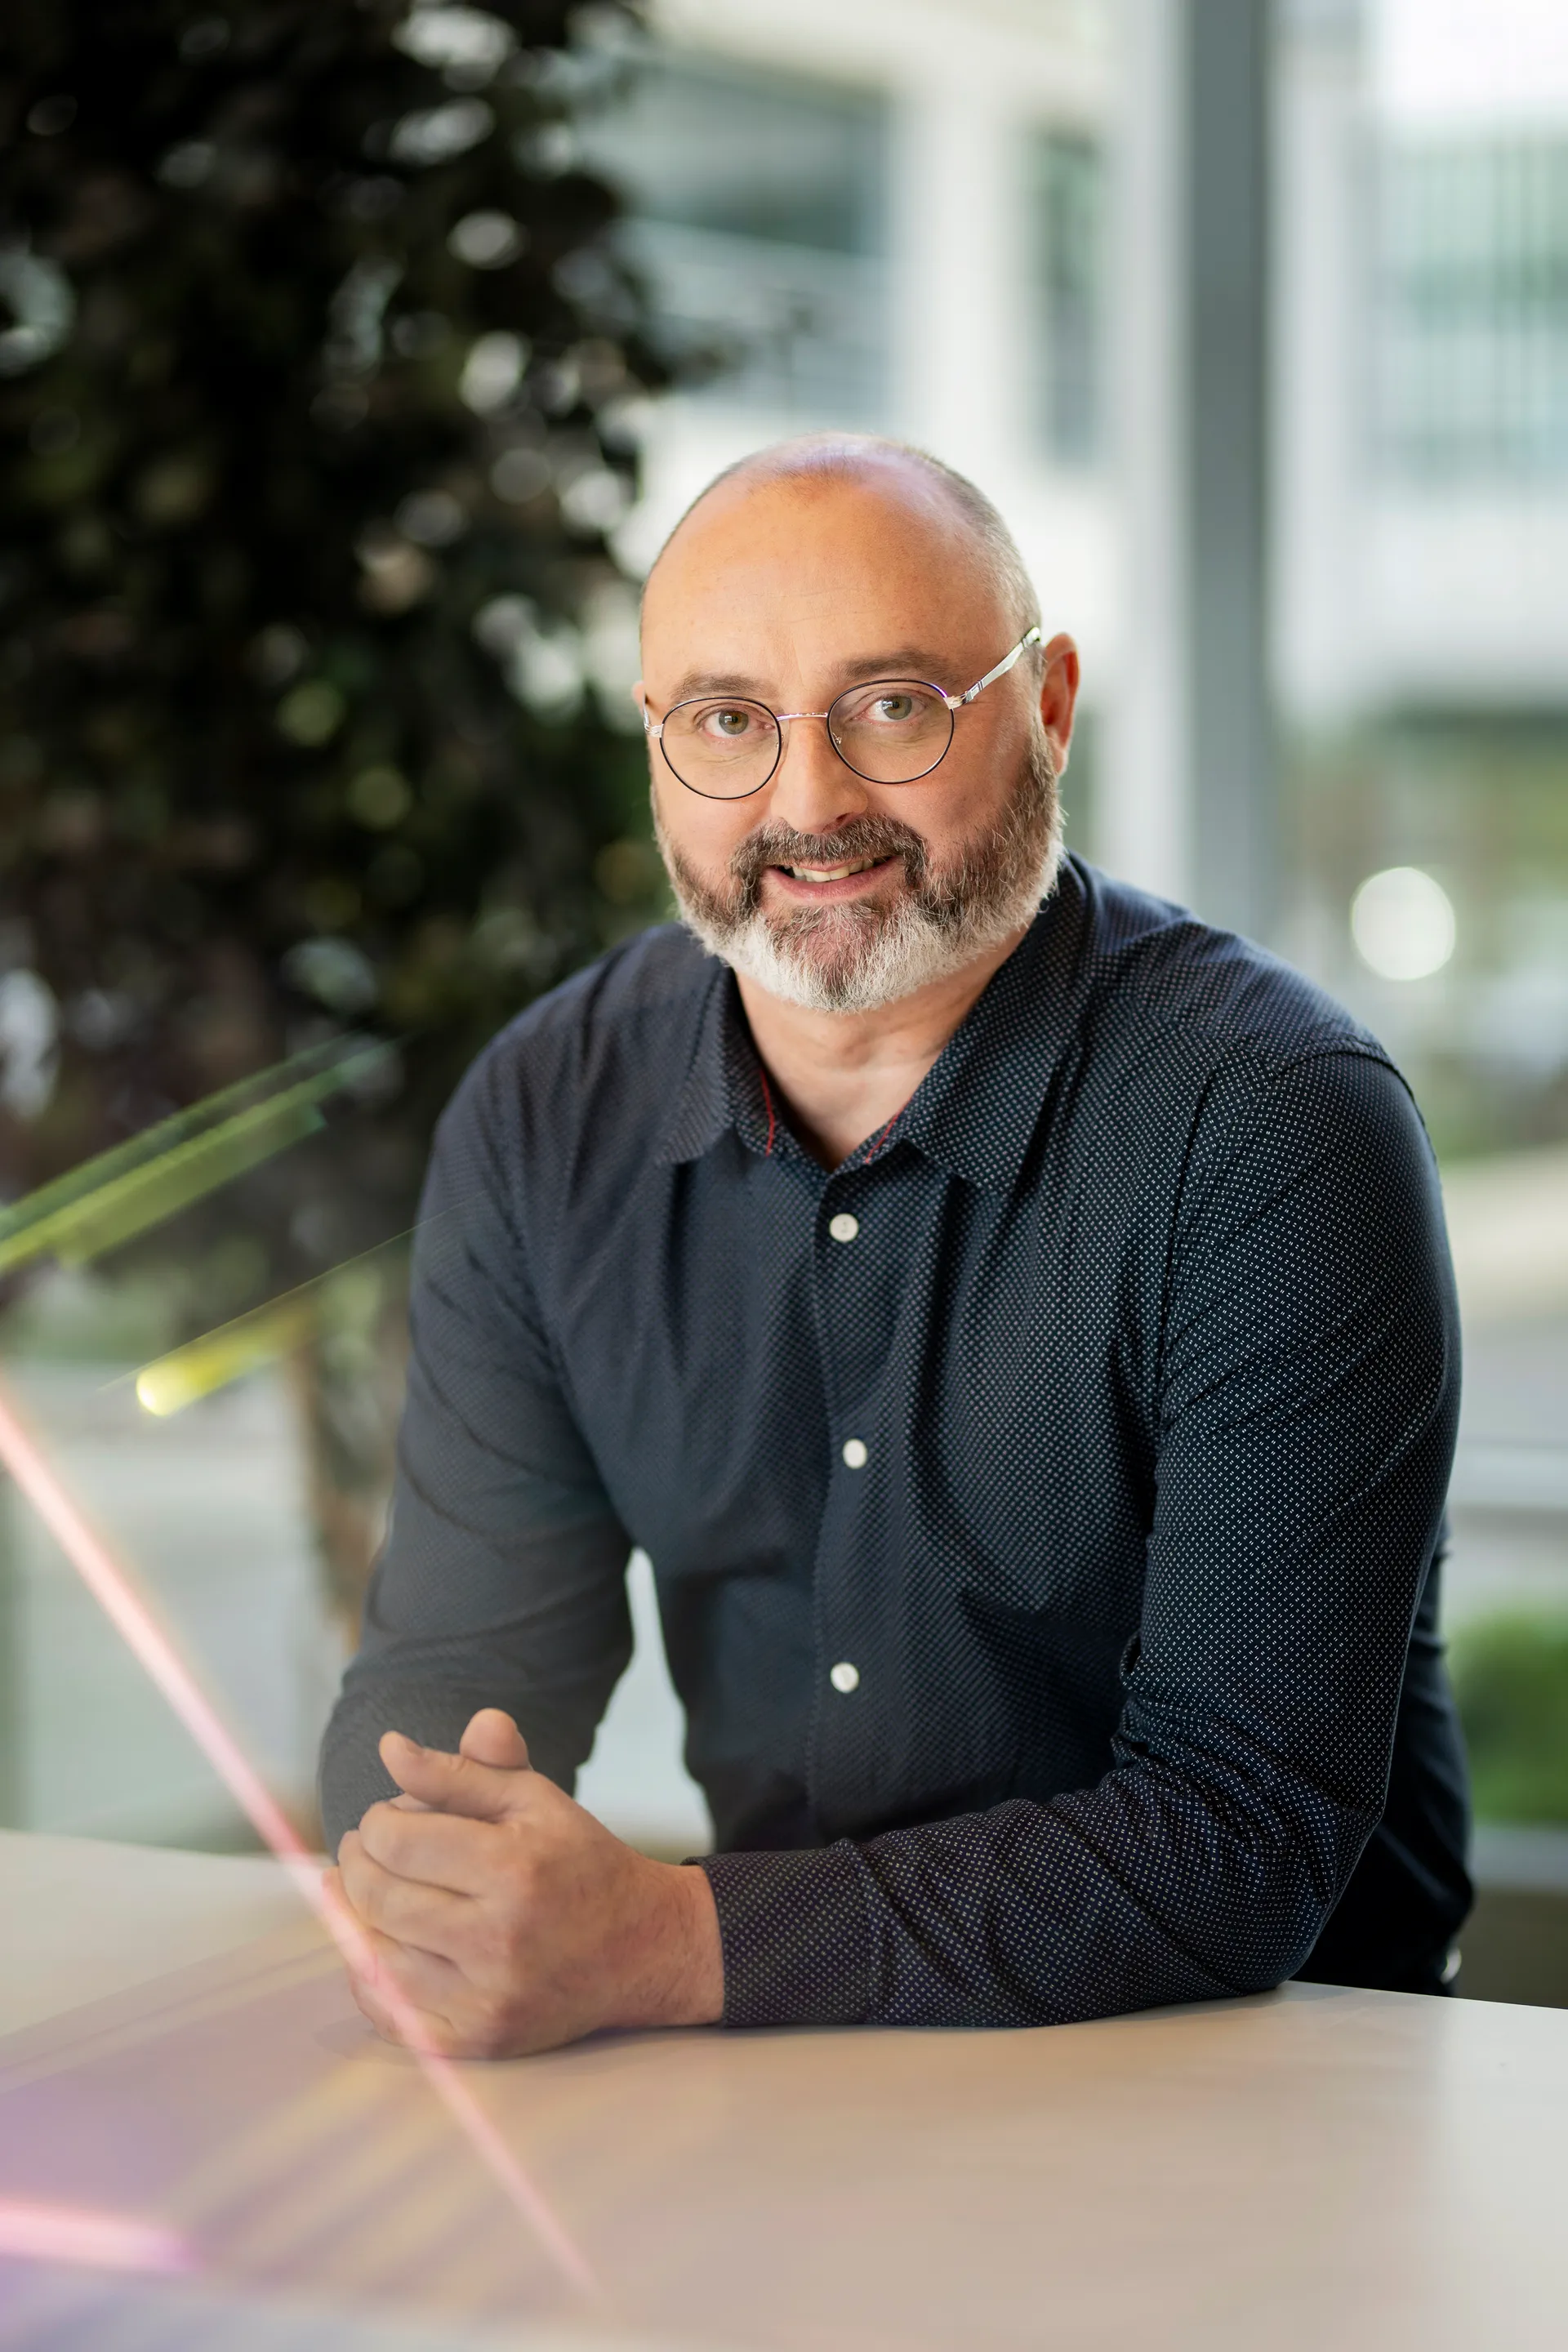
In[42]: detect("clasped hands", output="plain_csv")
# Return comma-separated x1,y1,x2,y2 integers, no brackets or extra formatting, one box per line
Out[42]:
323,1708,724,2058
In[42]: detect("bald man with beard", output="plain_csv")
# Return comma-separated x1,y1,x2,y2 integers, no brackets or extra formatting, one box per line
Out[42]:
320,434,1470,2059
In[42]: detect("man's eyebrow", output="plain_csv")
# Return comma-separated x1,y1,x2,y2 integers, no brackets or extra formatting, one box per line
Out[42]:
667,669,767,702
666,648,958,705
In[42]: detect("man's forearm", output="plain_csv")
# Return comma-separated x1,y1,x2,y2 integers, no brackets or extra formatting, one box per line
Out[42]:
700,1763,1361,2032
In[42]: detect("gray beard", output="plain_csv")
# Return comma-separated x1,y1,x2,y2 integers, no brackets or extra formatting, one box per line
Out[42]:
656,728,1063,1015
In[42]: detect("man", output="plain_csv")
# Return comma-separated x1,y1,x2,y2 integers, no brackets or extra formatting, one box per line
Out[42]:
320,434,1469,2058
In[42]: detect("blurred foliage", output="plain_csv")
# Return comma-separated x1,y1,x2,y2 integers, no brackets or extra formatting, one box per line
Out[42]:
0,0,675,1328
1452,1610,1568,1824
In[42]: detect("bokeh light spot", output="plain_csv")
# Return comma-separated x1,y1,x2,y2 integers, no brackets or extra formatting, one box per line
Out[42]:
1351,866,1457,982
448,210,523,269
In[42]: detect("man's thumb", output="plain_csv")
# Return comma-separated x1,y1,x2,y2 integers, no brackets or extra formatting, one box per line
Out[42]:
460,1708,532,1771
378,1723,528,1820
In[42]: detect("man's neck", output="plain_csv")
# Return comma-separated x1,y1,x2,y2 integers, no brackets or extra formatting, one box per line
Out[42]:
734,924,1031,1169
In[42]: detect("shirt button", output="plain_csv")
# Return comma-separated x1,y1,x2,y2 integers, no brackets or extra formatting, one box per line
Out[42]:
830,1661,860,1694
828,1212,860,1243
841,1437,868,1469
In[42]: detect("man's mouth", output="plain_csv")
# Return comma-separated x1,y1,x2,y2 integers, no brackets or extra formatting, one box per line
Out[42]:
773,854,893,884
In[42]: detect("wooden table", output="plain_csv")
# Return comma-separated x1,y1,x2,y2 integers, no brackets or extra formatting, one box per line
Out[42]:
2,1831,1567,2350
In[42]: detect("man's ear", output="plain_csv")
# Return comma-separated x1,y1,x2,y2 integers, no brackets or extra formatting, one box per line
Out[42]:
1038,634,1080,774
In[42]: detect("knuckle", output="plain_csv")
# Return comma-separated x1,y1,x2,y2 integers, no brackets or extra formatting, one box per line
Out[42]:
359,1802,401,1860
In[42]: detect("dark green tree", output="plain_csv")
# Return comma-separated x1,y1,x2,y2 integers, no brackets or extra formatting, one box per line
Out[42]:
0,0,672,1623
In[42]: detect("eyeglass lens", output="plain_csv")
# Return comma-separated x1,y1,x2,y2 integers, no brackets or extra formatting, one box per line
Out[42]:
660,681,956,799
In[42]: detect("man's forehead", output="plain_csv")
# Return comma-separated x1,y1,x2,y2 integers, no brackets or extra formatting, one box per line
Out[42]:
641,466,998,653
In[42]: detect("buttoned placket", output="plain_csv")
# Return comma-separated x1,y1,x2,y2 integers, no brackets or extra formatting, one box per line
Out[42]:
803,1126,923,1834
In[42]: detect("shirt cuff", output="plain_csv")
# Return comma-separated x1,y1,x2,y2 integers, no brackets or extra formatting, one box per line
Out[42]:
698,1842,874,2028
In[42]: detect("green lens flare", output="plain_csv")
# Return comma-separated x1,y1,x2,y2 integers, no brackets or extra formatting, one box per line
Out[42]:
132,1227,419,1418
135,1297,316,1418
0,1038,390,1278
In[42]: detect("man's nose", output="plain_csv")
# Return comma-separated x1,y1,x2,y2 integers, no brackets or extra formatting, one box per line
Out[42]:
765,710,870,835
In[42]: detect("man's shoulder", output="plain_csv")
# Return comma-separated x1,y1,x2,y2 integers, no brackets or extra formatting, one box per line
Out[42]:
435,922,719,1188
1072,858,1387,1081
464,921,714,1107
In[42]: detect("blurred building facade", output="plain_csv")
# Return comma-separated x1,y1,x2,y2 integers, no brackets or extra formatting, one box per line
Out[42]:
586,0,1568,1157
1281,0,1568,720
608,0,1568,721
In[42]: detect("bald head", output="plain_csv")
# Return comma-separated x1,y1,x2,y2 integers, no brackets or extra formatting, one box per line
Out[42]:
644,433,1041,644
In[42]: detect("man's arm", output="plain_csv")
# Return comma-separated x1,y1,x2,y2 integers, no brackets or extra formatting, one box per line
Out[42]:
318,1045,635,1855
701,1047,1461,2027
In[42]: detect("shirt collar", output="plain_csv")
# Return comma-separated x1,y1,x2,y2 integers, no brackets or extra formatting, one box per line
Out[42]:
657,860,1093,1192
657,958,741,1165
898,862,1090,1193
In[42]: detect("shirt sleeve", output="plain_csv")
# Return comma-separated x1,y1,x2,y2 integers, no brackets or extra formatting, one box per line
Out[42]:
700,1048,1462,2027
318,1045,633,1856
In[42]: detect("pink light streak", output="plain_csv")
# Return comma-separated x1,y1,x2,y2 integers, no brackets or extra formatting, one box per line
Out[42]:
0,2195,191,2275
0,1376,596,2301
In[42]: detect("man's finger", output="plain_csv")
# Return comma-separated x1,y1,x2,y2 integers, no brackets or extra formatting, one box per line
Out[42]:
320,1862,391,1981
378,1728,532,1823
352,1923,468,2021
459,1708,532,1771
328,1860,468,2005
345,1952,458,2056
357,1801,499,1897
339,1829,474,1959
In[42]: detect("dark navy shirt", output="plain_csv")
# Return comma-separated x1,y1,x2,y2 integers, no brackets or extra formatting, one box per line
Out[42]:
320,858,1471,2028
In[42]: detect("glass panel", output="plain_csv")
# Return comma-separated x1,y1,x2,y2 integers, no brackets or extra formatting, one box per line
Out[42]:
1281,14,1568,1991
1374,135,1568,479
1027,127,1107,466
586,51,885,253
583,52,889,422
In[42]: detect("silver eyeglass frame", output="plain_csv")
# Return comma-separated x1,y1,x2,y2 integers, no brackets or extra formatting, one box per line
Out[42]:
643,626,1045,800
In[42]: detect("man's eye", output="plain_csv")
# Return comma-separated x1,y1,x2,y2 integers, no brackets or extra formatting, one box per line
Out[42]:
867,695,916,724
701,707,755,738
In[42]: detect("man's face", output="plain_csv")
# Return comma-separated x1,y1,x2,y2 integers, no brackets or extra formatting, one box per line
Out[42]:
637,469,1080,1013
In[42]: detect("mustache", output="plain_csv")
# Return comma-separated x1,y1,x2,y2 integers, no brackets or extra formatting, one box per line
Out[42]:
727,813,930,902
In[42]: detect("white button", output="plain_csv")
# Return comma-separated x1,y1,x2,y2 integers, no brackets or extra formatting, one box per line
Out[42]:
828,1212,860,1243
830,1660,860,1694
841,1437,868,1469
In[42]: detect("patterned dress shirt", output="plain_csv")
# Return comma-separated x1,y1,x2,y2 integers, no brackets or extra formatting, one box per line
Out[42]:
320,857,1472,2027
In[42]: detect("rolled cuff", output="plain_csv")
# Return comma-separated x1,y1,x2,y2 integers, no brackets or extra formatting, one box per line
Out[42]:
699,1842,874,2028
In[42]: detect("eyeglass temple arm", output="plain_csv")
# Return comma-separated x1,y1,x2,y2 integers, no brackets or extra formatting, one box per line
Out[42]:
951,626,1044,710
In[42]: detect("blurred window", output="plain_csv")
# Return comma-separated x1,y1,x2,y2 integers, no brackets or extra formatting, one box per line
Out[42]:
1374,135,1568,479
588,52,888,423
1027,128,1106,466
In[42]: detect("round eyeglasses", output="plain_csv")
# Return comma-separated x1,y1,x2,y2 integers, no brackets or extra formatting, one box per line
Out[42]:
644,626,1043,801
